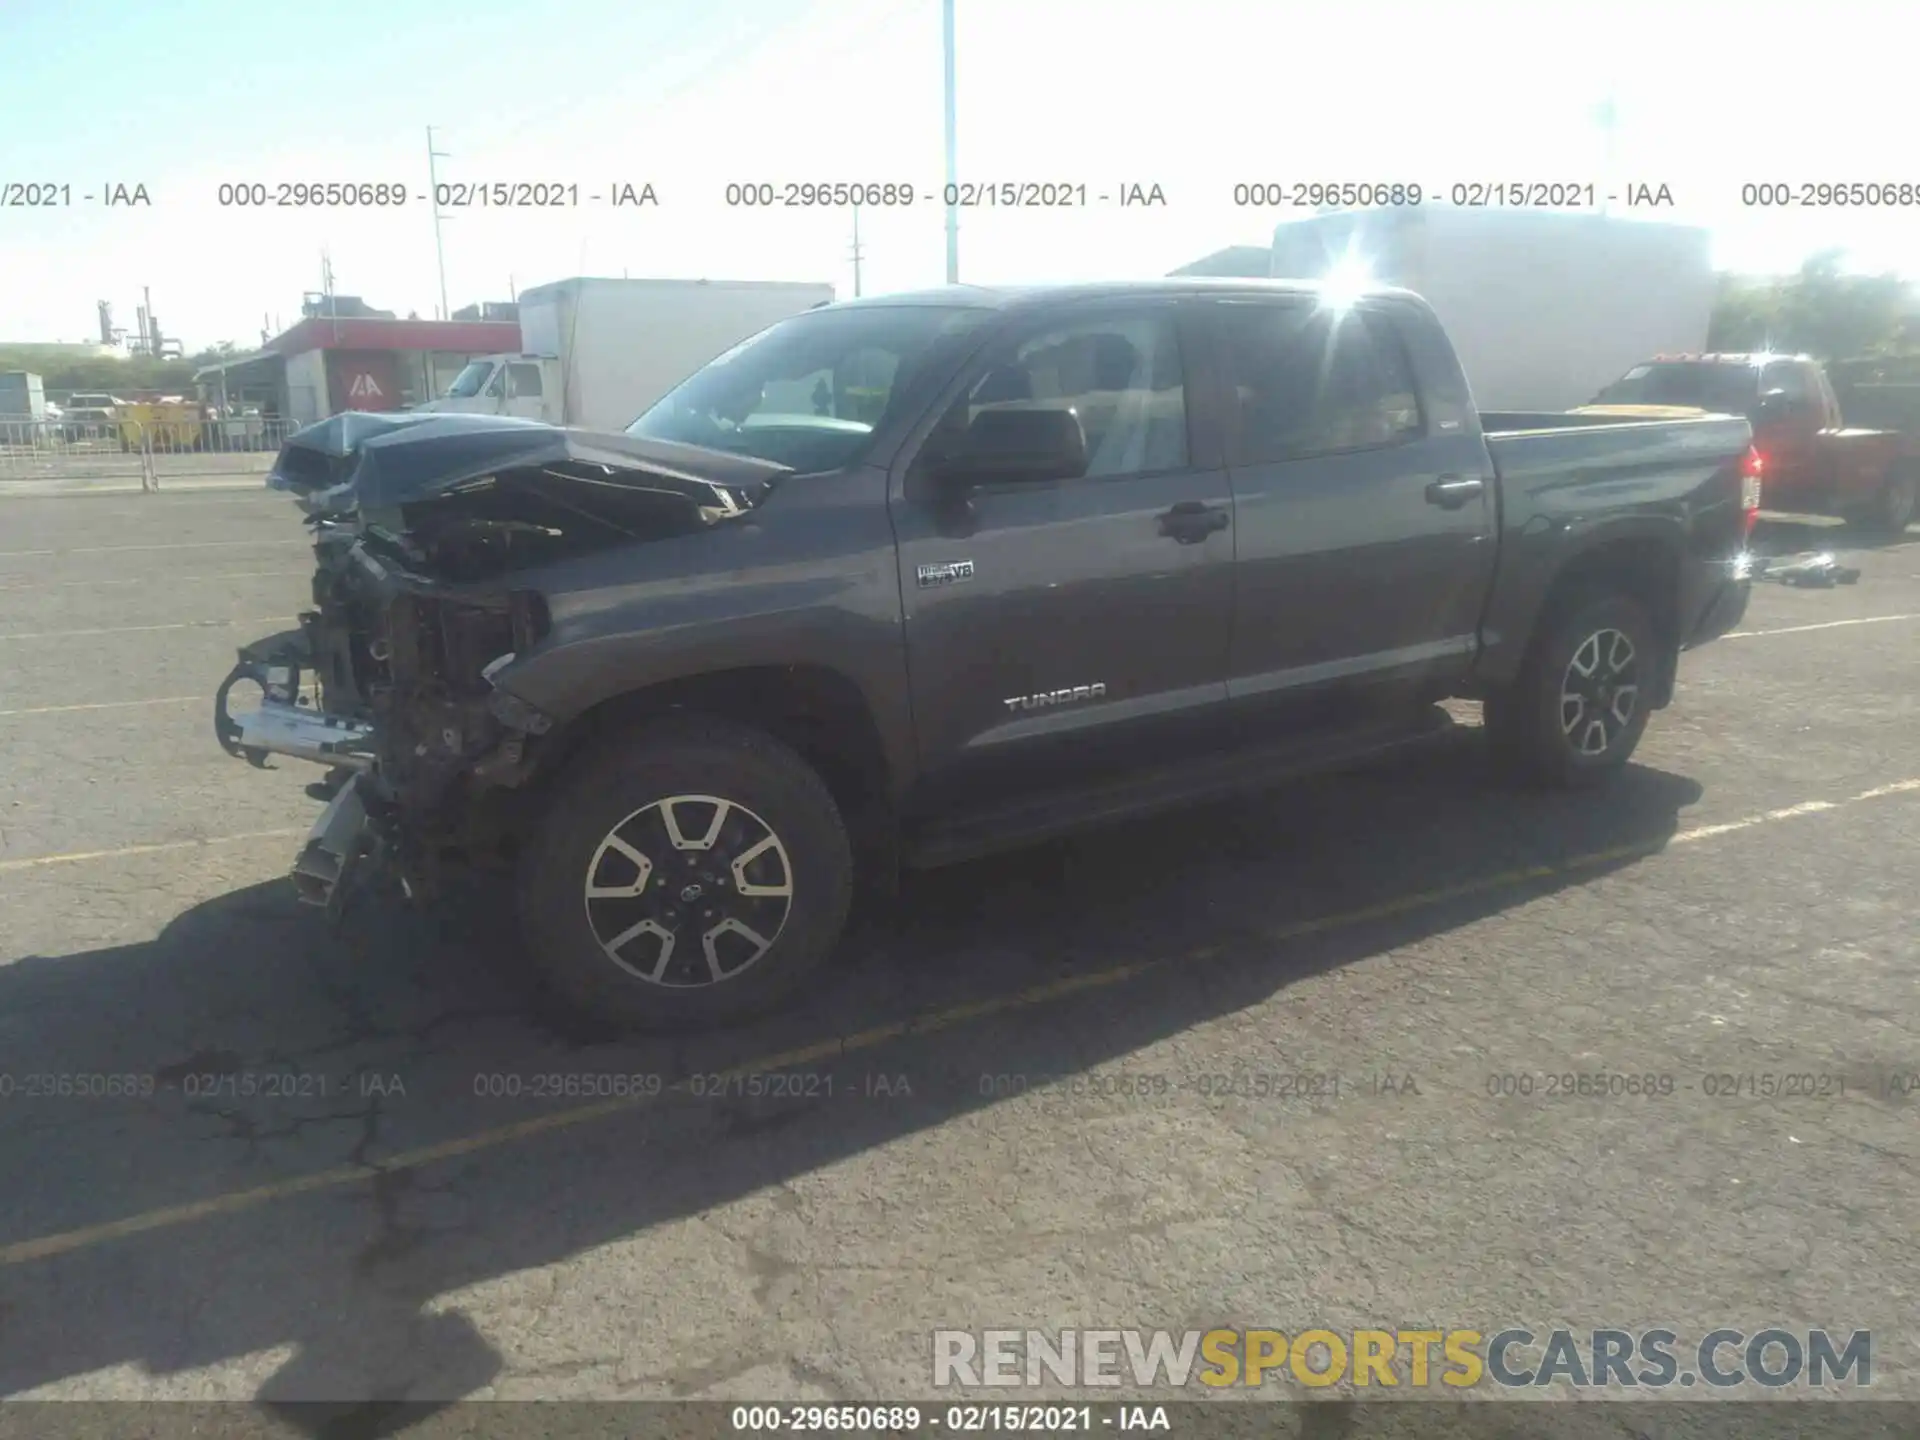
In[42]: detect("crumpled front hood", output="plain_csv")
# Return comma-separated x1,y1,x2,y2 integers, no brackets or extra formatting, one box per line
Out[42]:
267,411,791,516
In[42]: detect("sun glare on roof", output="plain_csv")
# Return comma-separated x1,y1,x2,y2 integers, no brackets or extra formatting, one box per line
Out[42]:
1318,254,1375,311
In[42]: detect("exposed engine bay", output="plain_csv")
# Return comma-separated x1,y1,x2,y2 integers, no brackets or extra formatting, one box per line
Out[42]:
214,413,784,912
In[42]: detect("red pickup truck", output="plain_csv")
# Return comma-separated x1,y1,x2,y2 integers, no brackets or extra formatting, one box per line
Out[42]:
1578,353,1919,536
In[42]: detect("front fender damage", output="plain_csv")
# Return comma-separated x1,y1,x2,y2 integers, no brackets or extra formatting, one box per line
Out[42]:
219,415,784,913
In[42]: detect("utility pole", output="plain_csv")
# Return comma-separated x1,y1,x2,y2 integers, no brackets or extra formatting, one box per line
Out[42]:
850,205,865,297
321,249,340,345
1596,94,1618,217
426,126,451,320
942,0,959,283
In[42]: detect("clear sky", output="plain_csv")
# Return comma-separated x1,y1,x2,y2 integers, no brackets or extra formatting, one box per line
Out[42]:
3,0,1917,349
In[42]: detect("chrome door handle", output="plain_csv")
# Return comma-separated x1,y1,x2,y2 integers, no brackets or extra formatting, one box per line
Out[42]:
1425,476,1485,508
1159,501,1230,543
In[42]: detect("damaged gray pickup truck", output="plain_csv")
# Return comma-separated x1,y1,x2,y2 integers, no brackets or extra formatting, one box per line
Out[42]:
215,280,1756,1030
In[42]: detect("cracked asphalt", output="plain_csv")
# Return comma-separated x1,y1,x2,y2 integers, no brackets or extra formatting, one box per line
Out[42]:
0,490,1916,1411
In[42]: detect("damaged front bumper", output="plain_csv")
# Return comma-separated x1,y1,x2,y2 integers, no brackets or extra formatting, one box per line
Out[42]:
213,543,555,914
214,631,386,913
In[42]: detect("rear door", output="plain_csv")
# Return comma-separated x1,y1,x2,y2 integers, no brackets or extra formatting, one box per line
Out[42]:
1205,296,1498,734
890,299,1236,808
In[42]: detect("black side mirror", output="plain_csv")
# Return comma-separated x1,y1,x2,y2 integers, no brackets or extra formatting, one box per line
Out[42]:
934,407,1089,486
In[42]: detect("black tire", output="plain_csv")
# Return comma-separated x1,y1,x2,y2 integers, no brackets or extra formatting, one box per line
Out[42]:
1483,591,1657,789
1851,465,1917,538
517,717,853,1032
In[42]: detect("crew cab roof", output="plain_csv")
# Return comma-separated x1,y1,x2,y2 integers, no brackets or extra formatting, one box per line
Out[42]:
823,277,1427,312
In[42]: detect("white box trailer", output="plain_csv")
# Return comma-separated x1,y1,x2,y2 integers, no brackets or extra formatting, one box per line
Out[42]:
418,277,836,431
1268,210,1715,412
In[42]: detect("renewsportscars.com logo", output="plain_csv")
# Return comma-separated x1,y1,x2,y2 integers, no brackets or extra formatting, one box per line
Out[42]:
932,1327,1872,1391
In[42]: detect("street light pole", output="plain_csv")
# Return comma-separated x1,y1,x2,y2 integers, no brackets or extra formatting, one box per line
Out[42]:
1595,93,1618,217
942,0,959,283
426,125,451,319
851,204,865,297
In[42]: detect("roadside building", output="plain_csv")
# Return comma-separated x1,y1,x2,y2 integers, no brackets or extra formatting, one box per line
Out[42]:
0,370,48,420
193,314,522,425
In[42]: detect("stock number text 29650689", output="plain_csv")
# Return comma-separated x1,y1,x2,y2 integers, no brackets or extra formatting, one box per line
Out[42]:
1234,182,1424,207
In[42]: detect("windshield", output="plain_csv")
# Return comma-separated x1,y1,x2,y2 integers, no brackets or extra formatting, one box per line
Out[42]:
627,304,996,472
1590,362,1760,415
444,361,495,399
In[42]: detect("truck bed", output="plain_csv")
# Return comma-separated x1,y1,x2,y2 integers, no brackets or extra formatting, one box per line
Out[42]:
1830,382,1920,441
1472,408,1755,694
1478,410,1748,433
1478,409,1751,522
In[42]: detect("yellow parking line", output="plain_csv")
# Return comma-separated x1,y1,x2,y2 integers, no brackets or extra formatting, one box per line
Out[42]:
1668,799,1837,845
1725,613,1919,639
1,774,1913,1269
0,696,202,718
1855,778,1920,800
0,616,289,642
0,570,302,591
0,829,302,874
0,539,308,558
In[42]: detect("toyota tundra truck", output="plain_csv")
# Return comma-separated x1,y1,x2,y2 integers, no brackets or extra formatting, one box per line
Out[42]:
1580,351,1920,535
215,280,1757,1030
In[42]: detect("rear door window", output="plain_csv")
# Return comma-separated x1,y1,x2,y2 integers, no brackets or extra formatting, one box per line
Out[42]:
1216,304,1424,464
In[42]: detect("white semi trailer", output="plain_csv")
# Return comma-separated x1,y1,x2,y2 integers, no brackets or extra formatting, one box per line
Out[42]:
417,276,836,431
1266,209,1716,412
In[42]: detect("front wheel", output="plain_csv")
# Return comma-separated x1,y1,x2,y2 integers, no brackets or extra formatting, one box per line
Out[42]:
517,717,854,1031
1484,593,1657,789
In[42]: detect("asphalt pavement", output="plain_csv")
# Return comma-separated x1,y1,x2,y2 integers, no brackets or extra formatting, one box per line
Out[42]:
0,491,1915,1412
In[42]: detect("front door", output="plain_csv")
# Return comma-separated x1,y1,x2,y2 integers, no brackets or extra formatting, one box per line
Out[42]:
503,360,550,422
1754,359,1824,504
890,301,1236,810
1204,296,1497,735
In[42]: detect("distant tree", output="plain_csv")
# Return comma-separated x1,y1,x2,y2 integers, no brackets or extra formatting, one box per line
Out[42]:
1707,251,1917,360
1704,275,1781,352
0,341,244,396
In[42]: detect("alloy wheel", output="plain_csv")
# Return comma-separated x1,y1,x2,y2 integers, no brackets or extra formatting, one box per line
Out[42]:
581,794,794,987
1560,628,1640,758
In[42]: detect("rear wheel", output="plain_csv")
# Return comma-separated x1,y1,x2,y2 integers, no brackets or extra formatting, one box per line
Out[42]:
1854,464,1917,537
517,718,854,1031
1484,592,1657,789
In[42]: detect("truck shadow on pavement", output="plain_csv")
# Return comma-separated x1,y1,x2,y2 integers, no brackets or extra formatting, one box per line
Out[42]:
0,735,1702,1421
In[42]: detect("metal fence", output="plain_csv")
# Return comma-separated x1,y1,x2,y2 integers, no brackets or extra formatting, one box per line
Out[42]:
0,416,294,488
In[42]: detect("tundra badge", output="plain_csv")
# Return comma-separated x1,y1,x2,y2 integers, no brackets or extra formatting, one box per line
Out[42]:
917,559,976,588
1003,683,1107,713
